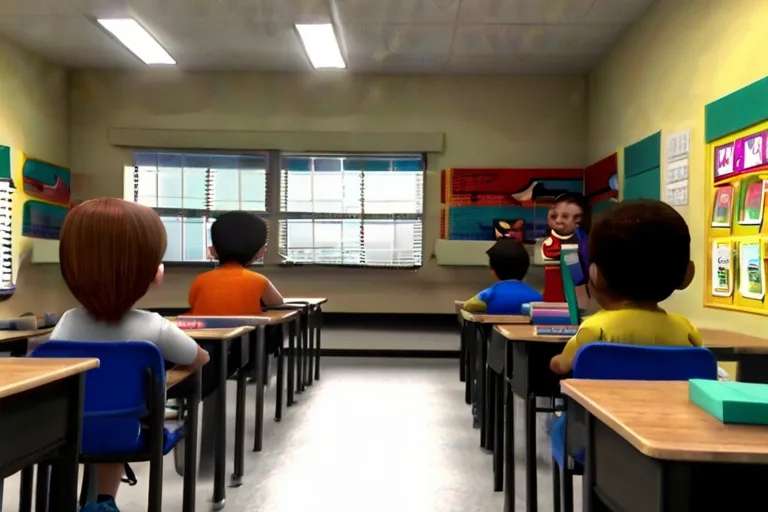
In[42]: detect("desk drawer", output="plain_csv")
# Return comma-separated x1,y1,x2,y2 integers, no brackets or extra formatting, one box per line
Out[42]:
0,383,68,477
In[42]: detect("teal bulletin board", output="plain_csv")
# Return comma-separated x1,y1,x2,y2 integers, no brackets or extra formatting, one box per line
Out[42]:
705,76,768,143
623,131,661,200
0,146,10,181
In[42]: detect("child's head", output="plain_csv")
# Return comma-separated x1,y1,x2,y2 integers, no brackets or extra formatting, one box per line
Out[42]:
59,198,167,322
210,211,267,266
486,239,530,281
588,199,694,308
548,193,591,236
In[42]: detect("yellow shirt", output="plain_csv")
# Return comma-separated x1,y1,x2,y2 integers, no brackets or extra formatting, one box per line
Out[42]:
560,307,702,363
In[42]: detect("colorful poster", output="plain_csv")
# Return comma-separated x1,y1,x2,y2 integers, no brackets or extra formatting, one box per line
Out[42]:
715,143,735,179
739,242,765,300
740,180,765,225
712,185,734,227
743,133,766,170
712,241,733,297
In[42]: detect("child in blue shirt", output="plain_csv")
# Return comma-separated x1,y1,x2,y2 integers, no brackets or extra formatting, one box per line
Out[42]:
464,239,542,314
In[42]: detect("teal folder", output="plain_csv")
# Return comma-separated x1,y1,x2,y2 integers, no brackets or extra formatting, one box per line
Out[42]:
689,379,768,425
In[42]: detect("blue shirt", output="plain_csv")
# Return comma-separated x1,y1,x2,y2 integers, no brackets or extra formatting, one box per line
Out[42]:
477,280,543,315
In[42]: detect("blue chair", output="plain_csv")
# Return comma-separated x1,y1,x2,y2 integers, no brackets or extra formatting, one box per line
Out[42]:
550,343,718,512
30,341,190,512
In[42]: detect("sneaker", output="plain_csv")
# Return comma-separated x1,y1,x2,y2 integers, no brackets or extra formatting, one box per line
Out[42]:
80,501,119,512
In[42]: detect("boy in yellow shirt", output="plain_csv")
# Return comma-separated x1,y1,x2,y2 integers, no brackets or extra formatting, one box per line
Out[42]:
550,199,700,375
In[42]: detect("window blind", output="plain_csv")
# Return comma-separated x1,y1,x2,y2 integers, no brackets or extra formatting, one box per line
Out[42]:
125,151,268,262
278,154,424,268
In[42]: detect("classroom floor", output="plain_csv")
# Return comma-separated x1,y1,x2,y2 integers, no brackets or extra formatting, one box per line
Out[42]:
2,328,581,512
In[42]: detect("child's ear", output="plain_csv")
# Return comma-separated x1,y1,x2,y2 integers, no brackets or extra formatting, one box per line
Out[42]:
255,245,267,260
678,261,695,290
208,246,217,259
152,264,165,286
490,269,498,280
588,263,601,290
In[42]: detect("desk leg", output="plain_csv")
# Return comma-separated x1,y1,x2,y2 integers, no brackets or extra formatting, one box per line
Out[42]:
525,393,538,512
19,466,33,512
493,371,504,492
211,339,228,510
503,378,516,512
296,312,304,394
314,307,323,381
182,370,201,512
478,326,488,447
275,324,286,422
35,464,51,512
583,412,595,512
302,309,310,390
232,335,247,487
307,307,315,386
464,321,472,405
287,318,296,407
486,362,495,450
49,374,84,512
252,326,266,452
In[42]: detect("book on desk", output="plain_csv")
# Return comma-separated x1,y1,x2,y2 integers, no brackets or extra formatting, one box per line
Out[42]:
175,316,266,329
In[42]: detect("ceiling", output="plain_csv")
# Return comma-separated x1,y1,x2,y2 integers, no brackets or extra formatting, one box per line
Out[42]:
0,0,655,73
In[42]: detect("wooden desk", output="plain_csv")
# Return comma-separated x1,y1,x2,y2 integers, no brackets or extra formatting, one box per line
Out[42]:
0,358,98,512
562,379,768,511
283,297,328,307
493,324,569,511
166,368,195,390
0,328,54,356
181,325,253,507
460,310,530,324
699,329,768,383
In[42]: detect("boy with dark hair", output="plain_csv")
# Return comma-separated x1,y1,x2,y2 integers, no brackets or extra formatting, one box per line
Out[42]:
550,199,700,375
464,238,542,314
188,211,283,315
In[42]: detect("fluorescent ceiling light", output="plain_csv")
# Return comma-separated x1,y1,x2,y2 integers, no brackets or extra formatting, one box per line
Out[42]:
97,18,175,65
295,24,346,69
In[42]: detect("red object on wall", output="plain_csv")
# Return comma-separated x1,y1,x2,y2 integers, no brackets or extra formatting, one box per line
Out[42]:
584,154,618,204
449,168,584,195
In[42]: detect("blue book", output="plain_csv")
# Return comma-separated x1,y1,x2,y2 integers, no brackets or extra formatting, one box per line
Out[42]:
535,326,578,336
176,316,267,329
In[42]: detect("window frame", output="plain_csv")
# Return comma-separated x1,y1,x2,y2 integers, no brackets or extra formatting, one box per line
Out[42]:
126,150,426,270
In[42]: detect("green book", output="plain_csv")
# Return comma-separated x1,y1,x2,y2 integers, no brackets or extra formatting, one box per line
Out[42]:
689,379,768,425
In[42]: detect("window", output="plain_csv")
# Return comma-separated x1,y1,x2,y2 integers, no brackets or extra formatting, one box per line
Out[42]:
278,155,424,267
124,150,425,268
124,151,267,262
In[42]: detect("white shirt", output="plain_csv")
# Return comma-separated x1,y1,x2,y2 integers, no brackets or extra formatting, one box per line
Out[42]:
51,308,198,365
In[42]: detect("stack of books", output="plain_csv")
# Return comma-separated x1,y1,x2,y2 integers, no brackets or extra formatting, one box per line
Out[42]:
526,302,579,336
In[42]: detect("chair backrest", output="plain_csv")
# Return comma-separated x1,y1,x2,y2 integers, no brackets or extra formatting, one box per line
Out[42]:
572,343,719,381
31,341,166,454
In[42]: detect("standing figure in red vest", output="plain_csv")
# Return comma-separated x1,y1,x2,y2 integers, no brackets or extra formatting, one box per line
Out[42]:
541,194,588,302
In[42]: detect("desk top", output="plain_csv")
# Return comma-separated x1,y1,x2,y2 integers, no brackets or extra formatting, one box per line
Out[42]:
561,379,768,463
183,325,254,341
700,328,768,354
0,328,53,344
283,297,328,306
0,358,99,399
166,367,195,390
460,310,530,325
494,324,570,343
260,310,298,324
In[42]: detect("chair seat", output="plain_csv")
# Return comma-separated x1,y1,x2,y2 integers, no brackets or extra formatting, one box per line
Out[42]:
550,416,584,468
82,426,185,462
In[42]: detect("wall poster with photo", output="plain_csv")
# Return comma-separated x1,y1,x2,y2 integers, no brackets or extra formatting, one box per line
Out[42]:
738,241,765,301
711,185,734,227
711,241,733,297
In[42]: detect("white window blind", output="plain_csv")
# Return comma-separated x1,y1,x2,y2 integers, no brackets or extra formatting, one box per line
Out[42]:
278,154,424,268
124,151,267,263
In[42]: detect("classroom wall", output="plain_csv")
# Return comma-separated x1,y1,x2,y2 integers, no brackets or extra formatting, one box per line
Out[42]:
0,38,70,317
67,71,587,314
587,0,768,334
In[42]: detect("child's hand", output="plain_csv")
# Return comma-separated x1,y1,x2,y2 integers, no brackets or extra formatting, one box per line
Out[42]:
550,354,571,375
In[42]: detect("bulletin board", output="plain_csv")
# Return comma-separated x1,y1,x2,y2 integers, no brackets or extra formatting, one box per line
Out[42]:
704,75,768,315
623,132,661,201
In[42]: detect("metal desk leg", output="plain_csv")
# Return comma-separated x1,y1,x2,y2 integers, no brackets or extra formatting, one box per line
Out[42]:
252,326,266,452
182,371,201,512
525,393,538,512
314,307,323,381
35,464,51,512
503,377,515,512
485,358,495,450
459,320,467,383
583,412,595,512
307,307,315,386
464,321,472,404
478,326,489,448
493,371,504,492
275,324,286,421
287,318,296,406
19,466,33,512
296,312,304,394
48,374,84,512
232,335,247,486
211,339,228,510
302,308,310,389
